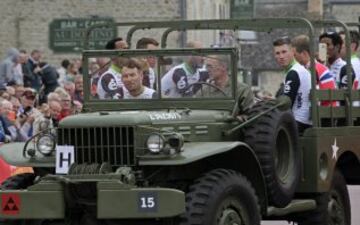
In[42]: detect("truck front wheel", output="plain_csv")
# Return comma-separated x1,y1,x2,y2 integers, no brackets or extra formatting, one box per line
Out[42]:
244,101,300,207
180,169,260,225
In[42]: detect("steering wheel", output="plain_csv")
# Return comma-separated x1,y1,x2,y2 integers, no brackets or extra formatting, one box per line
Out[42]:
184,81,227,97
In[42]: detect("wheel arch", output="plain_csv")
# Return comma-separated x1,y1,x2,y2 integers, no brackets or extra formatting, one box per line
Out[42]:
336,150,360,184
139,142,268,214
202,145,268,214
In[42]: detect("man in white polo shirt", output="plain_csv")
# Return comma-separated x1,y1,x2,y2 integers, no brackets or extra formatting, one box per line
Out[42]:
273,36,312,134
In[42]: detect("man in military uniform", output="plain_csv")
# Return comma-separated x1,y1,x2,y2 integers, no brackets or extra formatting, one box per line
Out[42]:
196,55,254,115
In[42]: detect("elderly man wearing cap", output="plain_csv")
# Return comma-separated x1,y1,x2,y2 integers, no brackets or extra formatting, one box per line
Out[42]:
7,88,41,141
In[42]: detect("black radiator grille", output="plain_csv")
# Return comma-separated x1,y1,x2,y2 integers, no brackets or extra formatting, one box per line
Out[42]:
57,127,135,166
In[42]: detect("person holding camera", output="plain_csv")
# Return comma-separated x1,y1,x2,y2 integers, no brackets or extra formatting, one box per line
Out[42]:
7,88,41,141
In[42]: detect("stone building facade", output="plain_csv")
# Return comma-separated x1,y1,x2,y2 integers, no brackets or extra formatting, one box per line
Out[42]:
186,0,230,47
0,0,183,64
0,0,231,66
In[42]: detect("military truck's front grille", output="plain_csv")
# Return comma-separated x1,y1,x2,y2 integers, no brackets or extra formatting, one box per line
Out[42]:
57,127,135,166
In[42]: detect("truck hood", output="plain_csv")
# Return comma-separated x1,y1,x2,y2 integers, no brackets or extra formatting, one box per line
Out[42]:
59,110,232,128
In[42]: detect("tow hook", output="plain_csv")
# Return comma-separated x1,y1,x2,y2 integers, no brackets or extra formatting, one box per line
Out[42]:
115,166,136,185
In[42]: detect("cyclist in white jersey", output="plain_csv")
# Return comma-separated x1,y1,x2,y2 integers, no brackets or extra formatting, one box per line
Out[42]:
273,37,312,134
161,41,209,98
96,38,129,99
97,64,123,99
121,58,156,99
340,30,360,90
161,62,209,97
320,32,354,89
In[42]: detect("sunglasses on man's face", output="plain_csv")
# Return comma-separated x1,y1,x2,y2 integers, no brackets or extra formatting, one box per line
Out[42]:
23,92,36,100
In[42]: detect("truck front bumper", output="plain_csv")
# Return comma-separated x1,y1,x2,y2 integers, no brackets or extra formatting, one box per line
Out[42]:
0,179,185,219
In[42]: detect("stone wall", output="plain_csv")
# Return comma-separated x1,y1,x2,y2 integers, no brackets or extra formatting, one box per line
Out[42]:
0,0,181,66
330,3,360,23
186,0,230,47
242,0,308,71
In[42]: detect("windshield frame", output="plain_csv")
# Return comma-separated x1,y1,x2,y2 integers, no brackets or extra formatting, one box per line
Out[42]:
82,48,238,112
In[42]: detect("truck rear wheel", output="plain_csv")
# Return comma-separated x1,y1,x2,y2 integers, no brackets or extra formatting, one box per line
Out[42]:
179,169,260,225
296,169,350,225
244,101,300,207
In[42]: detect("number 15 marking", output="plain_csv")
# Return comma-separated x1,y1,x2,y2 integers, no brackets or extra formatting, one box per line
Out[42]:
140,197,155,208
138,192,158,213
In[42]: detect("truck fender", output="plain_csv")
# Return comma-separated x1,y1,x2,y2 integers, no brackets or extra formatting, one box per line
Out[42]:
0,142,54,167
139,141,268,213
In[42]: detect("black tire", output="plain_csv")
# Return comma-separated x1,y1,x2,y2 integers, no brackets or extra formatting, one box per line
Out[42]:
1,173,36,189
243,101,300,207
179,169,260,225
296,170,351,225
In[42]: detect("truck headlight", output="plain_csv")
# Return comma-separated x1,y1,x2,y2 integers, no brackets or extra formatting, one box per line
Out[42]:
37,135,55,156
146,133,165,153
168,133,184,152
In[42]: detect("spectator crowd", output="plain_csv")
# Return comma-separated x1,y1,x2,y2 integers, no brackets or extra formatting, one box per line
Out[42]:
0,37,160,145
0,48,83,143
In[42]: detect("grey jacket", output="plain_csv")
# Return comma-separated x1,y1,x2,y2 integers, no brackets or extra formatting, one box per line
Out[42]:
0,48,20,85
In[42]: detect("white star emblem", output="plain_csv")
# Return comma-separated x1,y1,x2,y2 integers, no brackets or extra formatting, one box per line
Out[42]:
332,138,339,160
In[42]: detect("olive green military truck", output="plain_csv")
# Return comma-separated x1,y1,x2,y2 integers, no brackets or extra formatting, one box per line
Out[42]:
0,18,360,225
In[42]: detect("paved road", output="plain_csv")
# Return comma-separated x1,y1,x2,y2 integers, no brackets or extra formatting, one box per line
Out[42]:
262,185,360,225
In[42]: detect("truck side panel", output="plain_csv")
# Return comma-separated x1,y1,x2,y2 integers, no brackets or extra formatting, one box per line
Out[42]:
297,127,360,193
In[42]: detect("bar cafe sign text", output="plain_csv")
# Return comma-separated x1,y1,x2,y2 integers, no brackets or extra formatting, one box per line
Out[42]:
49,18,117,53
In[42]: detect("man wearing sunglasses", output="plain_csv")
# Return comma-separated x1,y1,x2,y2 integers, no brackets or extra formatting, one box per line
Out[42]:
17,89,36,114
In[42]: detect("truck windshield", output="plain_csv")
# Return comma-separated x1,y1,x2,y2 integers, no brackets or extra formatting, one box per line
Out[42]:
86,50,234,102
